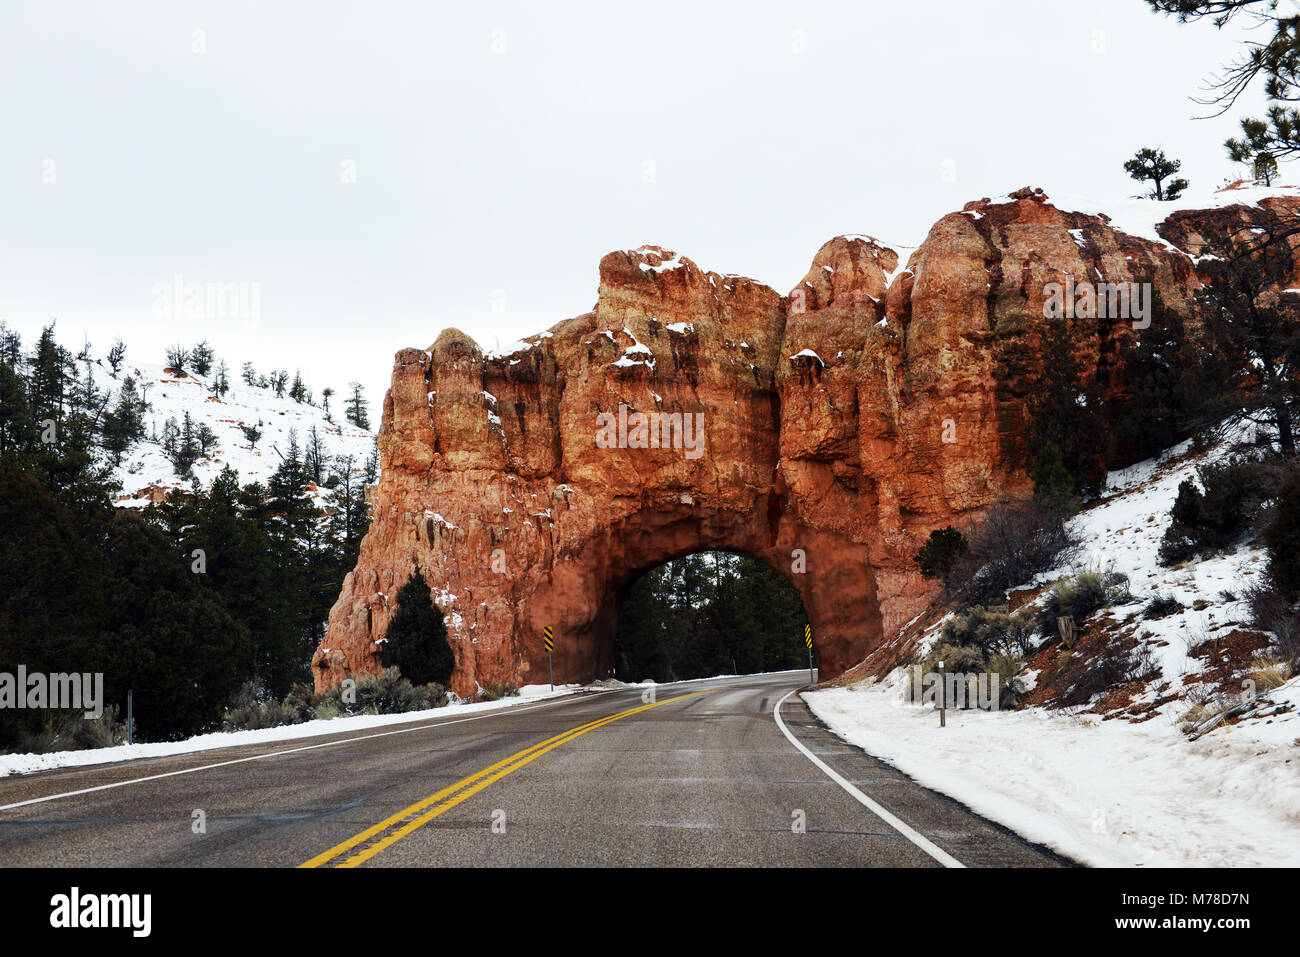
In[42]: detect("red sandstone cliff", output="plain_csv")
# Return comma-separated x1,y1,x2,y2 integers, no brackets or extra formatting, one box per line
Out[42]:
313,188,1300,696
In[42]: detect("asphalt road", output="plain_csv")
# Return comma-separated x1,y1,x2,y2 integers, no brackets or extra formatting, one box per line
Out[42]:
0,673,1069,867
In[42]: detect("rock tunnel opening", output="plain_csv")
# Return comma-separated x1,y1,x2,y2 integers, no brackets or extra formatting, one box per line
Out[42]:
608,550,812,683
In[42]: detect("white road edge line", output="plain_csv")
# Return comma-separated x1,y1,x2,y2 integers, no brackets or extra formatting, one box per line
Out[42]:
773,689,965,869
0,693,595,813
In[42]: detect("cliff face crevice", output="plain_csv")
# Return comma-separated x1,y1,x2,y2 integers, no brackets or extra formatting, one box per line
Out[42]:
313,189,1300,696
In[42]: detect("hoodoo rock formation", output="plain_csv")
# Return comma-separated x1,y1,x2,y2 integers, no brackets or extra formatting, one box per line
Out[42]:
313,187,1300,696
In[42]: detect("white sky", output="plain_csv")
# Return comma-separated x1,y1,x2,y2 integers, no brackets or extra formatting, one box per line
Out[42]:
0,0,1274,417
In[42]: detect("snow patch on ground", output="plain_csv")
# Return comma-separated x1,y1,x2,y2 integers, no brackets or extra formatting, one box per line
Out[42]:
805,674,1300,868
806,420,1300,867
0,684,586,778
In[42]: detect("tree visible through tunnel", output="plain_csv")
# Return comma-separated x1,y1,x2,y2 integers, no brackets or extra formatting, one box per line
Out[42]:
613,552,811,683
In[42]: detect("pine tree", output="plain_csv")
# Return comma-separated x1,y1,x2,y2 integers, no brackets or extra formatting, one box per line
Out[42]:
0,332,34,455
29,323,72,421
106,339,127,375
241,361,257,386
1023,322,1106,496
381,568,454,686
321,386,335,423
103,375,145,465
914,527,970,587
210,360,230,397
345,382,370,430
305,426,330,484
1123,147,1189,201
191,340,215,376
165,344,190,374
1196,231,1300,454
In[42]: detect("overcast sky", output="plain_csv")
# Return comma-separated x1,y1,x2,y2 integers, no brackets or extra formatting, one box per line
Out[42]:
0,0,1273,418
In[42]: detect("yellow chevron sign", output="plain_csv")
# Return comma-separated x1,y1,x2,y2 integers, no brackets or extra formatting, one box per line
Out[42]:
543,626,554,653
804,624,812,650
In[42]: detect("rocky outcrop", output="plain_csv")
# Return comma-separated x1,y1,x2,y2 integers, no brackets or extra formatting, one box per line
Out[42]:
314,188,1300,696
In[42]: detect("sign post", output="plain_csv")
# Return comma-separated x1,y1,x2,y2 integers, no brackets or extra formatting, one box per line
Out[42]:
804,624,814,685
938,660,946,728
543,626,555,691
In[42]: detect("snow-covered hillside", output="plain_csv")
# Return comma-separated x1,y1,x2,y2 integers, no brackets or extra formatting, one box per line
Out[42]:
806,422,1300,867
87,358,376,506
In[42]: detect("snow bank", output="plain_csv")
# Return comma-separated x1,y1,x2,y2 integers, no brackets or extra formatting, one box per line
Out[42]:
805,420,1300,868
0,683,584,778
805,673,1300,868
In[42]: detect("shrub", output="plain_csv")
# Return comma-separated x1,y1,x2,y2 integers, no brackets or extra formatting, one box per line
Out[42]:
1142,592,1184,620
341,667,445,715
1038,571,1132,636
1060,640,1157,707
221,671,448,731
222,699,300,731
222,681,304,731
13,707,127,754
941,605,1035,656
1246,582,1300,665
948,498,1079,607
1249,655,1292,692
478,681,520,702
911,642,1020,710
914,527,968,587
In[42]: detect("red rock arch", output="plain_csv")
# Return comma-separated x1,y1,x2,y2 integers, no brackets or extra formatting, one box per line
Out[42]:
314,190,1267,696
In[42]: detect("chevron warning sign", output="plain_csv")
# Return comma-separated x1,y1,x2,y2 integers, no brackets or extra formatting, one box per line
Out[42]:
543,626,554,653
804,624,812,650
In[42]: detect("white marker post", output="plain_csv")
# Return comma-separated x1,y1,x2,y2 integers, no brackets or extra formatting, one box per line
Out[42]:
938,660,946,728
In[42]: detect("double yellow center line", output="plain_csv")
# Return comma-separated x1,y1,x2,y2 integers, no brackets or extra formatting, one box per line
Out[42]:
299,687,712,868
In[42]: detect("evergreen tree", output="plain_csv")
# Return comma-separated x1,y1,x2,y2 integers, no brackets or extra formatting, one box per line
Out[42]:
1025,321,1107,496
305,426,330,484
191,340,215,376
914,526,969,587
102,375,145,465
241,361,257,386
210,360,230,397
614,552,807,682
381,567,454,686
1031,443,1075,502
0,341,33,454
165,344,190,374
345,382,370,430
1265,468,1300,601
1196,231,1300,454
1123,147,1189,201
106,338,127,375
